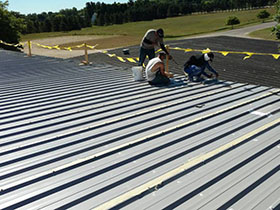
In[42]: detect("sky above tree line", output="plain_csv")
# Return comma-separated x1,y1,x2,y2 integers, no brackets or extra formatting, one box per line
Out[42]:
8,0,128,14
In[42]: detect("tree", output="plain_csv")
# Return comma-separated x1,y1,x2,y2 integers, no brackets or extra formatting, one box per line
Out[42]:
42,18,52,32
25,19,36,33
167,4,179,17
0,0,25,45
202,0,215,12
226,16,240,29
71,16,82,30
52,15,62,31
257,10,270,22
272,0,280,39
104,12,111,25
84,2,94,27
59,16,68,31
96,13,105,26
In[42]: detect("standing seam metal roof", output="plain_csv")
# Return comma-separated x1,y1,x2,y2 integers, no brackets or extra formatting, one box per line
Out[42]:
0,50,280,210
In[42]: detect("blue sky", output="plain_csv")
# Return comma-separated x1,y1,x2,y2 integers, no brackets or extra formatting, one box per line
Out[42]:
8,0,128,14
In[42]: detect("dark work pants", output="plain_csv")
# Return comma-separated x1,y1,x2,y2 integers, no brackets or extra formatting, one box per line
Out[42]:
148,70,170,86
138,47,155,66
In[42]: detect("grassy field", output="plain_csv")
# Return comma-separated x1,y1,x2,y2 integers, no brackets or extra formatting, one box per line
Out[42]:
21,8,276,49
249,27,279,41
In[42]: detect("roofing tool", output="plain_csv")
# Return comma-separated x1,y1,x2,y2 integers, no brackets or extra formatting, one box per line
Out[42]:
172,57,179,65
165,45,174,78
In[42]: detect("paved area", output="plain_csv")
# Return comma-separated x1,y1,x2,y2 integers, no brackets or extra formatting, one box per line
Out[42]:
186,21,277,39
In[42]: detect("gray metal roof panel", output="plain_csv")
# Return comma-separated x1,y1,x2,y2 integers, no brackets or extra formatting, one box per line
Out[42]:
124,133,280,210
2,88,275,167
0,50,279,209
251,186,280,210
123,130,277,206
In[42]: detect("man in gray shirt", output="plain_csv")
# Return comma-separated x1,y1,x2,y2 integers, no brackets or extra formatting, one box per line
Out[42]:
139,28,171,66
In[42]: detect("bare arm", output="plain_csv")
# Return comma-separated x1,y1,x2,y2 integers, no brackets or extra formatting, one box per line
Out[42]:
151,62,166,76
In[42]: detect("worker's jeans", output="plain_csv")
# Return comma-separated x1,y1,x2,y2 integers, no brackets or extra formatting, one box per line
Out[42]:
184,65,204,81
138,47,155,66
148,71,170,86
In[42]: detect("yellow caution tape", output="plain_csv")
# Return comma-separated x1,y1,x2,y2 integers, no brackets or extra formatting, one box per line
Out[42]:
202,48,211,54
173,47,185,50
170,47,280,60
32,42,98,51
117,56,126,62
75,44,86,48
0,40,23,47
107,53,116,57
272,54,280,59
53,45,61,50
155,49,162,53
64,47,72,52
220,51,230,56
103,45,280,65
243,53,254,60
35,42,66,51
184,48,193,52
86,44,98,49
3,38,276,62
103,52,143,65
127,58,137,63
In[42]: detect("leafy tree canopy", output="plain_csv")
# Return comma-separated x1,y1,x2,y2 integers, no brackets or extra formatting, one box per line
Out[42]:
226,16,240,29
257,10,270,22
0,0,25,44
272,0,280,39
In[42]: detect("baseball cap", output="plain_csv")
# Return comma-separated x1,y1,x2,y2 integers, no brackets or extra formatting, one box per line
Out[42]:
157,28,164,38
204,52,214,62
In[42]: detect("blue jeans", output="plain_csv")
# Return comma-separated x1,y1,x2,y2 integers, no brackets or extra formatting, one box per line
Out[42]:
184,65,204,81
138,47,155,66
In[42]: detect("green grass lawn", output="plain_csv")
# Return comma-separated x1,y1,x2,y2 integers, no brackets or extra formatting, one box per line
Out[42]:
249,27,279,41
21,8,276,49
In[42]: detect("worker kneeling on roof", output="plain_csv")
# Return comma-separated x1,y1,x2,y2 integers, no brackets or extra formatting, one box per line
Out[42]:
145,52,170,86
184,52,219,82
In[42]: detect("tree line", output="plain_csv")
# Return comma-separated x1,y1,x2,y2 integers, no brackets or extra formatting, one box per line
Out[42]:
9,0,278,34
90,0,276,26
0,0,278,46
11,8,90,34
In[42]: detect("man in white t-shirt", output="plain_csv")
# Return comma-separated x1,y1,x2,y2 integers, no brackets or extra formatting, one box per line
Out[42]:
145,52,170,86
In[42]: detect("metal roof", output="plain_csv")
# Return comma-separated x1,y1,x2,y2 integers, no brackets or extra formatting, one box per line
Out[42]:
1,50,280,210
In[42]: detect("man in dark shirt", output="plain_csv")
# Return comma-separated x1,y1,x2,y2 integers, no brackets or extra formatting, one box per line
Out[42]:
139,28,171,66
184,52,219,82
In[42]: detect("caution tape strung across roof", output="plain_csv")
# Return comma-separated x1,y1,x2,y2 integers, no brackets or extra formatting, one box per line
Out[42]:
0,40,24,47
33,42,98,51
102,50,140,63
0,39,279,61
169,47,280,60
0,40,98,51
102,46,280,65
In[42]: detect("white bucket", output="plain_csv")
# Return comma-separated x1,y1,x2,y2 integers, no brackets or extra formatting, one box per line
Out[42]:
131,66,144,81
